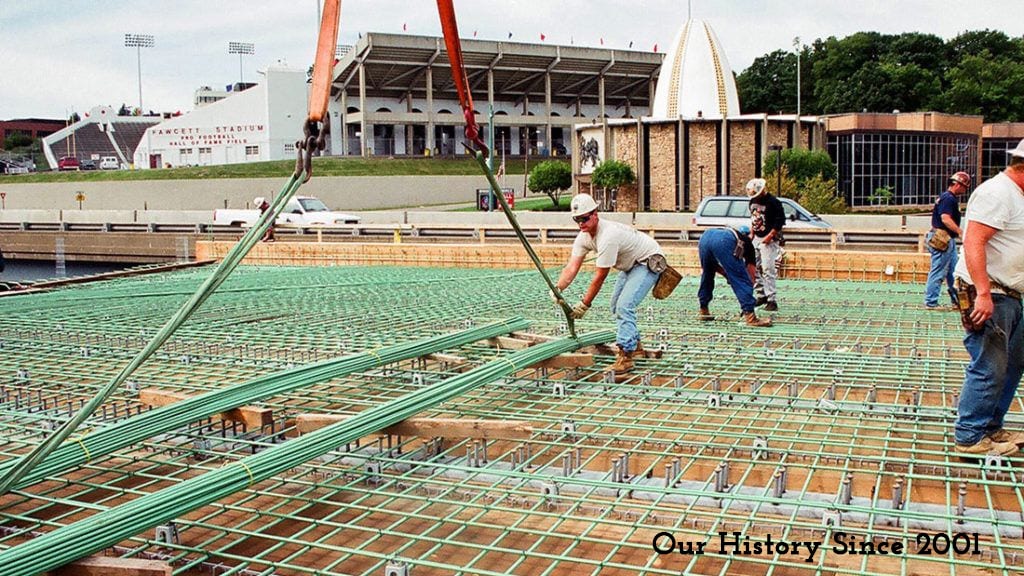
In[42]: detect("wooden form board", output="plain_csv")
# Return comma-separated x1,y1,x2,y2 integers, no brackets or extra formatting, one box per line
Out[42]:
138,389,272,429
45,556,171,576
295,416,533,440
198,241,932,282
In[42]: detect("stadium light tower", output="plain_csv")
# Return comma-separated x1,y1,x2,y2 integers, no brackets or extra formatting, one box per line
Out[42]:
124,33,154,113
228,41,255,84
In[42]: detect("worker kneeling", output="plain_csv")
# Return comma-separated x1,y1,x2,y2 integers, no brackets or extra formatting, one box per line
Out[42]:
554,193,666,377
697,226,772,327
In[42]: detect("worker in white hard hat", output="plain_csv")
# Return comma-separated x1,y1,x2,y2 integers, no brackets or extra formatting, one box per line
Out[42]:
254,196,274,242
552,193,666,377
746,178,786,312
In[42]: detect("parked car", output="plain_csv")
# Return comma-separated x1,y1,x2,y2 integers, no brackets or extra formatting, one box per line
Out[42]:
57,156,80,171
99,156,119,170
692,196,832,229
213,195,361,227
80,159,97,171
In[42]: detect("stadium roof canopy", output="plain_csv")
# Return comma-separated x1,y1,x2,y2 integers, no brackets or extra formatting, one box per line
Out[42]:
331,33,664,112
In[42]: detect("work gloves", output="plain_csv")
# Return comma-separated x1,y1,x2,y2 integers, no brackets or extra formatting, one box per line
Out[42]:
571,301,589,319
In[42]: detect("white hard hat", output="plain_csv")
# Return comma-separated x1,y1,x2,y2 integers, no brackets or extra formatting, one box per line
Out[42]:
1008,138,1024,158
745,178,767,198
570,193,599,217
253,196,265,206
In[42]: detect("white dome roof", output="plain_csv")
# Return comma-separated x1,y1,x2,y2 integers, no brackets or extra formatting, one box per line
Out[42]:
652,19,740,119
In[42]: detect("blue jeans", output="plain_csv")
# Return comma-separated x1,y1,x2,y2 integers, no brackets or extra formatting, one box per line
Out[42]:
924,232,957,307
955,295,1024,445
607,264,660,352
698,228,756,314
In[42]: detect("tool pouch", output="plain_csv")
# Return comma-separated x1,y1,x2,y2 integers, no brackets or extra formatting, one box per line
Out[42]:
645,254,668,274
954,278,980,332
652,265,681,300
927,228,951,251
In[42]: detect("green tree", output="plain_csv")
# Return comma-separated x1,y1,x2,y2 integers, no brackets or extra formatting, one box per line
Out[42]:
527,160,573,208
737,50,798,113
762,163,799,200
592,160,635,192
2,132,32,149
764,148,836,184
941,52,1024,122
797,174,847,214
948,29,1024,62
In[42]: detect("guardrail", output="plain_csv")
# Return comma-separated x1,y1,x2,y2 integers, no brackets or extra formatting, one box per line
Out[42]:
0,218,932,252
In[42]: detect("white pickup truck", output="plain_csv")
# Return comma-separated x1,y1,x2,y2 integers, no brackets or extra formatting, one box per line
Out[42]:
213,195,361,227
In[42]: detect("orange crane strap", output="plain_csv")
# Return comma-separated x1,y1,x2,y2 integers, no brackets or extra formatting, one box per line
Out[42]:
308,0,342,123
436,0,484,151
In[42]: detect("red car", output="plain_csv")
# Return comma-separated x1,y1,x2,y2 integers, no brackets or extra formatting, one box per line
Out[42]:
57,156,80,171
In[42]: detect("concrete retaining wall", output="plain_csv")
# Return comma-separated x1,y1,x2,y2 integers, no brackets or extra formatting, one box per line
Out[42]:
0,175,495,211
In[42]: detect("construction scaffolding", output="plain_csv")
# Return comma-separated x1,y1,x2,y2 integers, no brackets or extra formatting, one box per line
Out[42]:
0,264,1021,575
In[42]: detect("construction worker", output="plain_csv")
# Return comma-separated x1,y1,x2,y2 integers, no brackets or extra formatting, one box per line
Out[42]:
697,226,772,327
951,139,1024,456
747,178,786,311
254,196,275,242
924,171,969,310
553,193,665,376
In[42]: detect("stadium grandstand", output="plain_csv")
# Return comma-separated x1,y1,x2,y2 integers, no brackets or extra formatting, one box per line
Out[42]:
41,106,160,170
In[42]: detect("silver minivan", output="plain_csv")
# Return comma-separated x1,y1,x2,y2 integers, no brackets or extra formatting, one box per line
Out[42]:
692,196,832,229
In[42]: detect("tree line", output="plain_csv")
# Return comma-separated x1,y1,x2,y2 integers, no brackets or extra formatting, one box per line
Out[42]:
737,29,1024,122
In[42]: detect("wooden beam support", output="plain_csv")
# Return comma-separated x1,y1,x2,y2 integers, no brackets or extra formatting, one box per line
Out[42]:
46,556,171,576
530,353,594,370
486,335,535,350
139,389,272,430
296,416,533,440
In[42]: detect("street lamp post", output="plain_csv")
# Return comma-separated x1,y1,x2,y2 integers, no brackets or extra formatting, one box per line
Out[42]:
124,34,154,113
793,36,801,148
769,145,783,195
698,164,705,198
228,42,255,84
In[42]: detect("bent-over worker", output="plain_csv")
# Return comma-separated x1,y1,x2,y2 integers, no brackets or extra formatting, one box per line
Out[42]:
697,226,772,327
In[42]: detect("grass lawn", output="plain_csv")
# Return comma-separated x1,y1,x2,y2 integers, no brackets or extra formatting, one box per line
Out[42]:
456,194,571,212
3,156,530,183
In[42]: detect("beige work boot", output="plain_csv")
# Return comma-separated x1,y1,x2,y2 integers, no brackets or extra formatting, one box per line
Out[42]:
989,429,1024,446
697,308,715,321
955,436,1019,456
608,347,635,376
743,311,772,327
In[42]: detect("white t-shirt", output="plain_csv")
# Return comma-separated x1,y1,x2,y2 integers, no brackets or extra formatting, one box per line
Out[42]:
571,219,663,271
954,170,1024,292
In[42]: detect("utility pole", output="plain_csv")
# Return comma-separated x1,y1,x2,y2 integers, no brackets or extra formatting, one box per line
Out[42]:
793,36,801,148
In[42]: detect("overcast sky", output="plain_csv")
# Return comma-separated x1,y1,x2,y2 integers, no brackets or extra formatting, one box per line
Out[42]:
2,1,1021,120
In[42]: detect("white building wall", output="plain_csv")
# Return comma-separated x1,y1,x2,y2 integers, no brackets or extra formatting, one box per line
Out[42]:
134,65,306,169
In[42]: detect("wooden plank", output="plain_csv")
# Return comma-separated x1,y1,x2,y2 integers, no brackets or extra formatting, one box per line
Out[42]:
139,389,272,430
423,352,468,365
485,336,535,350
47,556,171,576
530,353,594,370
296,415,533,439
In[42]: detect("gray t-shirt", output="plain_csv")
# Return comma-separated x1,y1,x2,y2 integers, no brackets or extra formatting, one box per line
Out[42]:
571,219,663,272
954,171,1024,293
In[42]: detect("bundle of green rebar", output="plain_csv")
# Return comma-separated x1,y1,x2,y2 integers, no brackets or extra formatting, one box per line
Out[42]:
0,329,613,575
0,318,528,490
0,175,306,494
